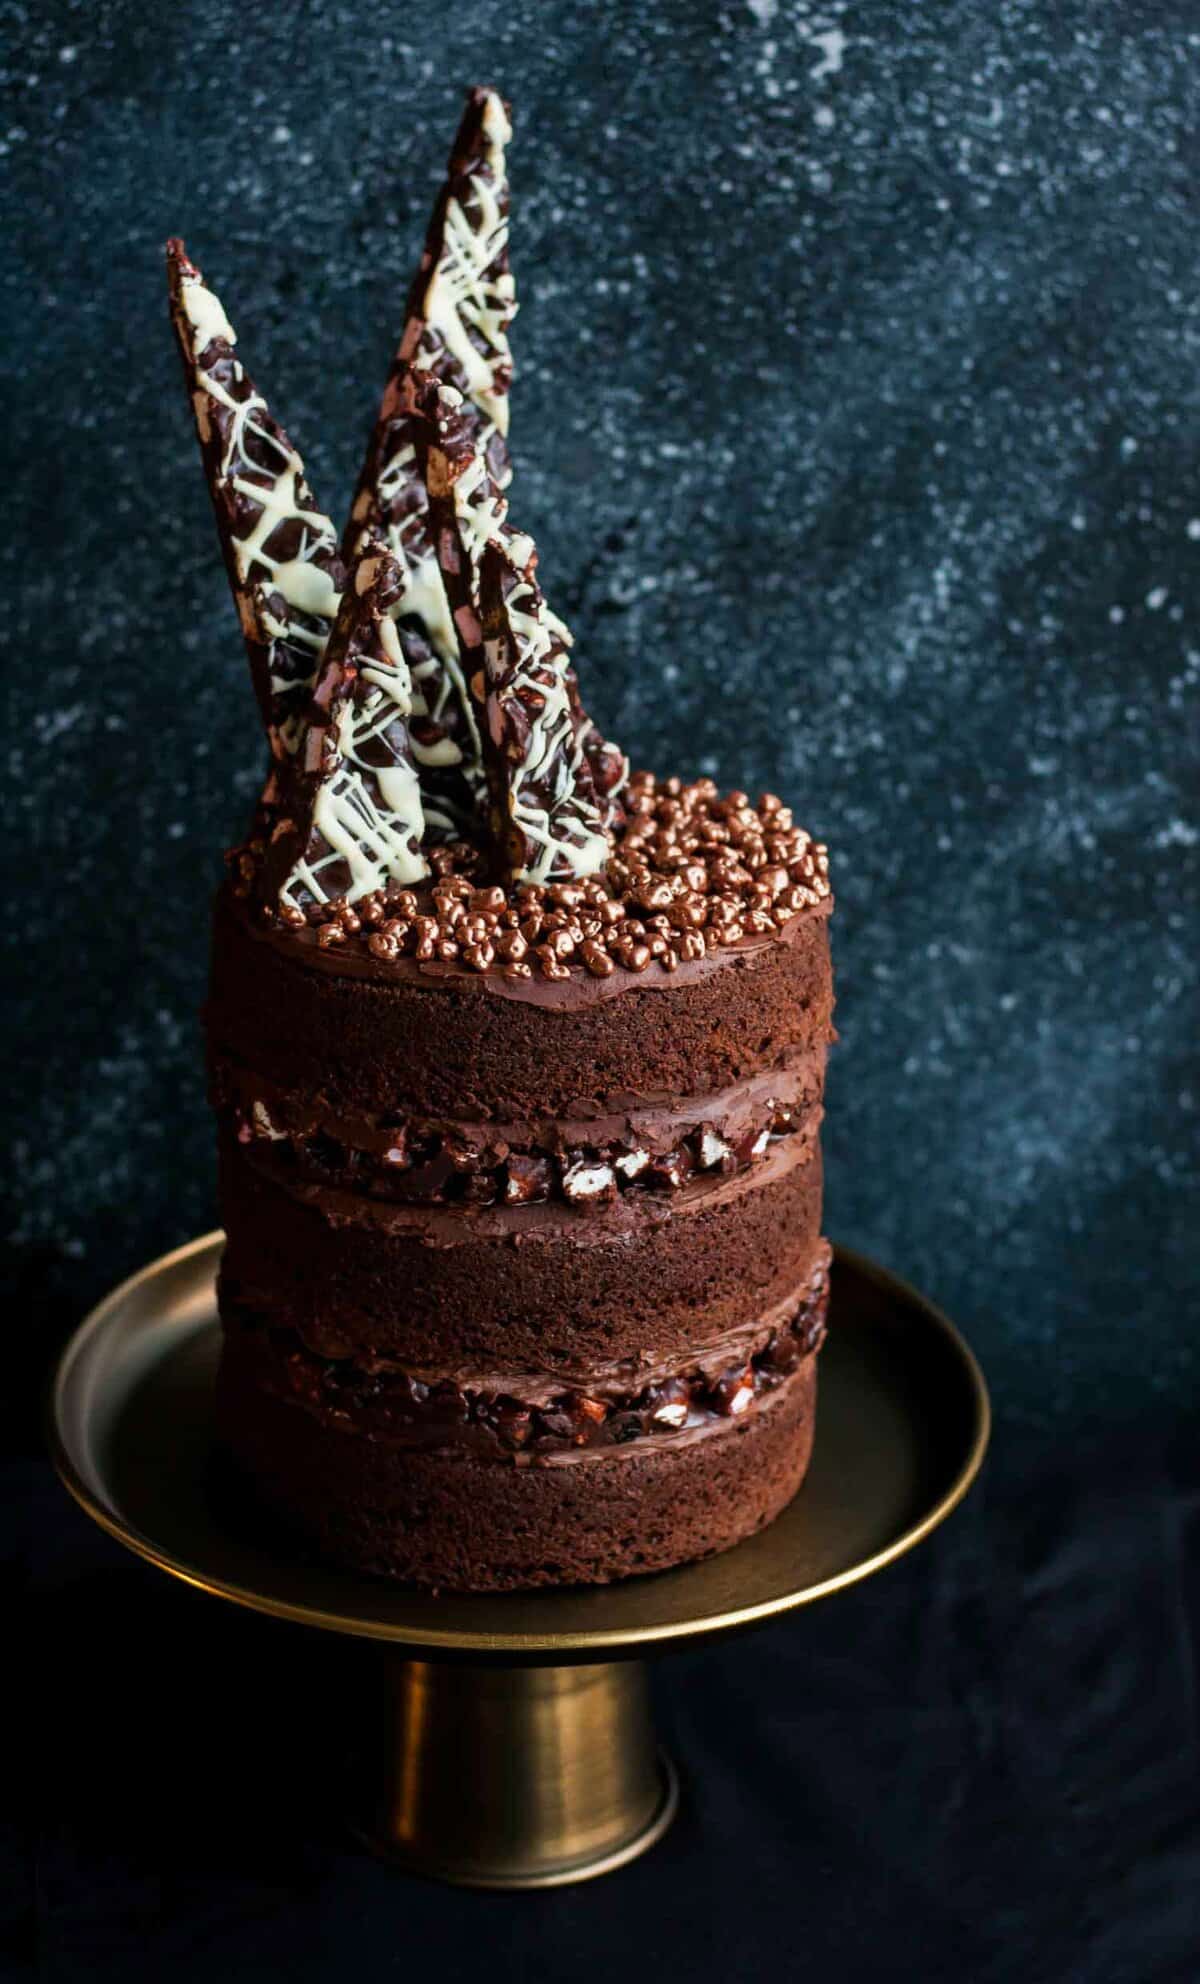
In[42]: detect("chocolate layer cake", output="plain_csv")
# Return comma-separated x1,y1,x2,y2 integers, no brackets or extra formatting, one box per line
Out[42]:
171,87,835,1589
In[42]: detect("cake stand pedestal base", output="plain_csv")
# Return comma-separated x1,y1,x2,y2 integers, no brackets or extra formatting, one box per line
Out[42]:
358,1656,676,1886
50,1234,987,1889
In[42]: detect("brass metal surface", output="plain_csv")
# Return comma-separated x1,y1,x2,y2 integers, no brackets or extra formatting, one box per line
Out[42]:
50,1230,990,1656
358,1657,677,1887
50,1230,988,1886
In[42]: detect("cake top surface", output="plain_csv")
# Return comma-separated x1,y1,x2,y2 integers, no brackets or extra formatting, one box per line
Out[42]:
169,85,831,985
228,769,829,990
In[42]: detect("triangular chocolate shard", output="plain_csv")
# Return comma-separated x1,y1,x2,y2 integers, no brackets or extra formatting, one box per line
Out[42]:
257,541,431,911
166,240,345,760
343,88,515,834
414,372,515,622
414,377,626,884
477,539,613,884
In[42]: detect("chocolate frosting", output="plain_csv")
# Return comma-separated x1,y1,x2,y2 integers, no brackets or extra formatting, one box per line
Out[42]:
223,1247,830,1461
222,1129,815,1248
211,1045,825,1213
216,1048,821,1149
227,883,831,1009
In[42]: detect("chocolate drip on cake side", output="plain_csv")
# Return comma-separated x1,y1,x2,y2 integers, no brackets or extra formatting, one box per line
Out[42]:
254,541,431,915
415,375,627,893
166,241,346,781
342,87,516,838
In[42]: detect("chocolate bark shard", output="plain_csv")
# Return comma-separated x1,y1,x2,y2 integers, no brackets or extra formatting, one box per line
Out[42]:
344,87,516,834
414,376,627,883
477,539,611,883
257,541,430,911
166,239,345,760
414,372,515,629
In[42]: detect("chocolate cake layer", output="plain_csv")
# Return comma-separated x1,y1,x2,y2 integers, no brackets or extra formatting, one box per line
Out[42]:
220,1248,830,1455
206,789,834,1587
218,1131,825,1374
216,1337,819,1589
207,885,833,1121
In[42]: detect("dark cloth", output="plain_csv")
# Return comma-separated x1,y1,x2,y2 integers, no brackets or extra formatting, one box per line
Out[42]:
8,1418,1198,1984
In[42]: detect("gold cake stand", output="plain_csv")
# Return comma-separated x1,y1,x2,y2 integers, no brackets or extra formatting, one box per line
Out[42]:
50,1233,989,1889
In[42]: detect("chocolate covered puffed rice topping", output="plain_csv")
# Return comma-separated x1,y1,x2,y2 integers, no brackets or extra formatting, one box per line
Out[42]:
237,773,830,982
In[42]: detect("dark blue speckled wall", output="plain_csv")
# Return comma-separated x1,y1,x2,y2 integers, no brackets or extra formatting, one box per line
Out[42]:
4,0,1197,1427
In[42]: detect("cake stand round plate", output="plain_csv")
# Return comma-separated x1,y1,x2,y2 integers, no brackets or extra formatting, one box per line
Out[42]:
50,1233,989,1888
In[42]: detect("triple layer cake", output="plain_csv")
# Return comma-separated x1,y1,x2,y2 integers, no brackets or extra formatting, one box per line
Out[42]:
171,87,835,1590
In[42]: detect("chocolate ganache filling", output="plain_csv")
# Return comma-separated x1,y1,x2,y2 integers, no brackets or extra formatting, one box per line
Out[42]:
224,1248,830,1462
213,1055,824,1209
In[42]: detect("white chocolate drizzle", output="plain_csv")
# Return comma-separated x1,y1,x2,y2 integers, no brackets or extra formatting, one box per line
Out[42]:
167,241,344,760
344,89,516,829
480,541,612,883
420,378,627,883
180,277,236,351
274,546,430,907
419,90,515,434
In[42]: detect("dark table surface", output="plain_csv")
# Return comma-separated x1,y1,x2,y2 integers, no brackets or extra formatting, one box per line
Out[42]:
13,1415,1200,1983
4,2,1198,1978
